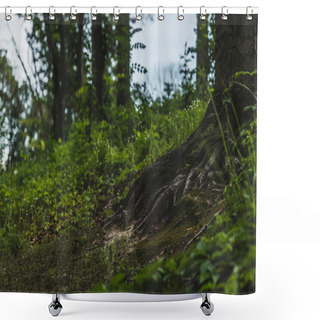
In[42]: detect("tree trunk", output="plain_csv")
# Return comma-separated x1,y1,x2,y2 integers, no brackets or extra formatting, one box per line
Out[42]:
102,14,257,263
196,17,210,96
45,21,60,141
58,15,66,141
76,14,84,90
116,14,131,108
103,17,115,109
213,15,257,127
92,15,105,118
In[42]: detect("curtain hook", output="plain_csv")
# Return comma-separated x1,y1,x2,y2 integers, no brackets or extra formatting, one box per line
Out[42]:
5,6,12,21
91,6,97,21
113,6,120,21
49,6,55,21
177,6,184,21
158,6,164,21
25,6,32,21
246,6,253,21
221,6,228,21
135,6,142,21
70,6,77,21
200,6,206,20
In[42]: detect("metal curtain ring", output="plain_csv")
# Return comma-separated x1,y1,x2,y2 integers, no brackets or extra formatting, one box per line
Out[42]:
177,6,184,21
158,6,164,21
49,6,55,20
113,6,120,21
25,6,32,20
91,6,97,21
200,6,206,20
246,6,253,21
70,6,77,21
5,6,12,21
221,6,228,20
135,6,142,21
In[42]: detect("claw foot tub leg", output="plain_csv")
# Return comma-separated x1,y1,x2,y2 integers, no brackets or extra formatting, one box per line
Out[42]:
48,294,63,317
200,293,214,316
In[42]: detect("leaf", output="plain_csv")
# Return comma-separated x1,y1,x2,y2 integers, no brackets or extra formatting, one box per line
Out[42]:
110,273,125,287
244,105,257,112
232,70,257,79
131,42,146,50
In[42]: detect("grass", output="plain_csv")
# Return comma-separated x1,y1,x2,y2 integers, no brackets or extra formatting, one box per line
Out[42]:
0,72,256,294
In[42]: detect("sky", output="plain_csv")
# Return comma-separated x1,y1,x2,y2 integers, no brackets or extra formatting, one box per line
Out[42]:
0,13,197,100
131,14,196,99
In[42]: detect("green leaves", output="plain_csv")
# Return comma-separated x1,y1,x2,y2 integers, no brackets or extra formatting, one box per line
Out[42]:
0,96,207,252
232,70,257,79
0,66,256,293
100,88,256,294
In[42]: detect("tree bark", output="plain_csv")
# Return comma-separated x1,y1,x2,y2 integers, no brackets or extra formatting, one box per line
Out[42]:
102,14,257,261
45,20,60,141
196,17,210,96
213,15,257,127
116,14,131,108
76,14,84,90
92,15,105,118
58,15,66,141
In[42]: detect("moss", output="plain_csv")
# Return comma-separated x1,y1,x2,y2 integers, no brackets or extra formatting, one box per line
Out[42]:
0,225,113,293
133,189,216,266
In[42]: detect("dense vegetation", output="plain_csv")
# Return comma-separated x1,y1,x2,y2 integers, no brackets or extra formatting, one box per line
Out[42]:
92,96,256,294
0,14,256,294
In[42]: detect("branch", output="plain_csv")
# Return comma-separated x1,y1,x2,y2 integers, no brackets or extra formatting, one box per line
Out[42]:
7,24,37,99
27,36,43,97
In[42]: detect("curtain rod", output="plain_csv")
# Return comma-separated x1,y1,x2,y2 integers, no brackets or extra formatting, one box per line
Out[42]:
0,6,258,15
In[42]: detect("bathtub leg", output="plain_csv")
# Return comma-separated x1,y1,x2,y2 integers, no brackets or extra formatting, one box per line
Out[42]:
200,293,214,316
48,294,63,317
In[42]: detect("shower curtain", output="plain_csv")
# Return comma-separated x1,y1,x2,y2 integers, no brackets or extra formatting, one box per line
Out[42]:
0,11,257,295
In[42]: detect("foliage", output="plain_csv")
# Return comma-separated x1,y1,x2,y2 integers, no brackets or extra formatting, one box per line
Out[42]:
0,51,29,166
0,13,256,294
93,109,256,294
92,72,257,295
180,42,197,107
0,99,207,245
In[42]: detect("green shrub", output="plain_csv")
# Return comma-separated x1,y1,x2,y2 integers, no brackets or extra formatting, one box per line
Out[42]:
0,99,207,243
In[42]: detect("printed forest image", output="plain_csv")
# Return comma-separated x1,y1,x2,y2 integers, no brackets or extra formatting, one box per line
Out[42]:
0,14,257,294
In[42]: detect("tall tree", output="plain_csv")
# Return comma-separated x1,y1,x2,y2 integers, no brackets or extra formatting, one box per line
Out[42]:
116,14,131,108
103,17,116,109
58,15,67,141
0,52,27,167
44,16,68,141
76,14,84,90
92,15,105,118
26,15,55,143
213,15,257,127
196,17,210,96
44,19,60,141
103,14,257,271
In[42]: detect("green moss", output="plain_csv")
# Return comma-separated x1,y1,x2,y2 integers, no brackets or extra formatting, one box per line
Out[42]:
133,189,216,266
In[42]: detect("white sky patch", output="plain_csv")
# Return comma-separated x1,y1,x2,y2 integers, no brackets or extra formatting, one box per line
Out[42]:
0,15,34,87
0,13,197,98
131,14,196,99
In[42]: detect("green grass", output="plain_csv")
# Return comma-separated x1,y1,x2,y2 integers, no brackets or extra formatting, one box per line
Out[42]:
91,72,257,294
0,98,208,292
0,99,207,242
92,106,256,294
0,72,256,294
